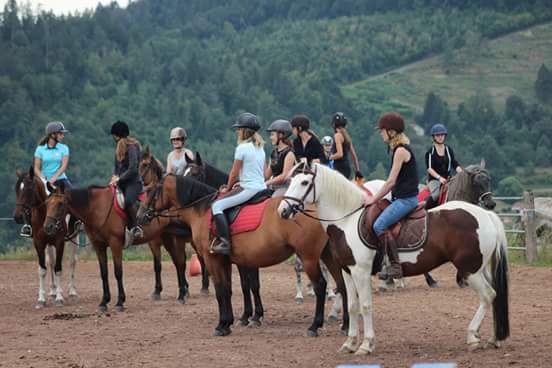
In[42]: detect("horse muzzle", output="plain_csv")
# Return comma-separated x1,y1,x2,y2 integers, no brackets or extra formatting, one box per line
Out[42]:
137,210,153,225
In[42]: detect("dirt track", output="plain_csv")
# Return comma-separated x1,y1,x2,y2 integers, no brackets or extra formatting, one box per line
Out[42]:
0,260,551,368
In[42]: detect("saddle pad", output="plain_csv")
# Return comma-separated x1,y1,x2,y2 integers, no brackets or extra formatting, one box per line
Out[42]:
208,199,269,236
112,185,146,221
418,187,430,202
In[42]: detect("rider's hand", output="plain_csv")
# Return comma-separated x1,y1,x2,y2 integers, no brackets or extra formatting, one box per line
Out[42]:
355,170,364,180
110,175,119,186
439,177,447,185
219,184,228,193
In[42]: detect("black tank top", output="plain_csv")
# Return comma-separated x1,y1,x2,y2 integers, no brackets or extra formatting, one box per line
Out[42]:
391,144,419,199
332,138,351,179
270,146,292,177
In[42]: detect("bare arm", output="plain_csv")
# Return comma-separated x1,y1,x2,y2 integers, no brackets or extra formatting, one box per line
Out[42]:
49,156,69,183
349,142,361,172
166,153,173,174
34,158,43,179
329,133,343,160
226,160,243,190
266,151,296,186
365,147,409,204
264,163,272,181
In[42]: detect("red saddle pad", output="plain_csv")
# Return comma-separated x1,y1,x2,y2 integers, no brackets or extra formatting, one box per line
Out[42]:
111,185,146,221
208,199,270,236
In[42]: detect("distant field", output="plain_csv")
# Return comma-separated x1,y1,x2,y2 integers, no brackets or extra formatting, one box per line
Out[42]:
342,22,552,115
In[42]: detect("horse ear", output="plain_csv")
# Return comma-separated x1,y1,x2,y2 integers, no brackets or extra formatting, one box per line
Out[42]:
185,152,194,164
46,182,55,193
480,159,486,169
28,166,34,178
196,152,203,166
16,169,22,178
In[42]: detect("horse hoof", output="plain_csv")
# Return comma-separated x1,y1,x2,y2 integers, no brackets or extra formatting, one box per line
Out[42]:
307,329,319,337
295,297,304,305
176,298,186,305
98,305,108,313
485,338,501,349
354,346,373,355
239,319,249,327
55,299,64,307
340,329,348,336
338,344,355,354
69,293,79,299
468,342,482,352
327,314,339,323
200,289,209,297
35,301,46,309
151,293,161,301
429,282,440,289
248,320,262,328
213,328,231,337
115,305,125,312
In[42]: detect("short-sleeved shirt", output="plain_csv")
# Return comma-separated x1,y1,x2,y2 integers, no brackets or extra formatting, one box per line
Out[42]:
167,149,193,176
293,135,325,164
234,141,266,191
34,143,69,180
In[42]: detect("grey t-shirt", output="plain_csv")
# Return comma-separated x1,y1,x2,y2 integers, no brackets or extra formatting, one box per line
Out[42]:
167,149,192,176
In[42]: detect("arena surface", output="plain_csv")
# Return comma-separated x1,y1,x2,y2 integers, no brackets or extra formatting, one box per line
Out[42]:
0,260,550,367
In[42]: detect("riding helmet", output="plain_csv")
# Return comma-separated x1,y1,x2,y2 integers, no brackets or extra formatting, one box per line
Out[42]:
232,112,261,131
266,119,292,138
170,127,187,140
46,121,69,135
376,112,405,133
110,120,130,138
430,123,448,136
321,136,334,145
331,112,347,128
290,115,310,130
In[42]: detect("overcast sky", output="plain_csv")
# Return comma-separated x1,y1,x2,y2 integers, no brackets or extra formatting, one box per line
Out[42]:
0,0,130,15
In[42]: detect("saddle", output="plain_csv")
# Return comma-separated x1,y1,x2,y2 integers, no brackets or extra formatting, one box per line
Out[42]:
418,184,448,205
358,199,428,252
112,185,146,221
208,188,274,236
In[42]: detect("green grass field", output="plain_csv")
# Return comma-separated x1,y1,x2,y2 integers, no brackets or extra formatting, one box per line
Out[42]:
342,22,552,116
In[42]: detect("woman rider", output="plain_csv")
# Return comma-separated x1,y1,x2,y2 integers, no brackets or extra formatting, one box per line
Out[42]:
166,127,194,175
109,121,143,247
265,119,296,197
290,115,325,165
425,123,462,209
210,112,266,255
22,122,79,237
363,112,419,280
327,112,362,180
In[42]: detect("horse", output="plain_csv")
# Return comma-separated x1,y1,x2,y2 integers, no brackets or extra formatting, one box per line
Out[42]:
42,177,192,311
13,167,78,308
279,163,509,354
140,147,209,297
138,174,350,337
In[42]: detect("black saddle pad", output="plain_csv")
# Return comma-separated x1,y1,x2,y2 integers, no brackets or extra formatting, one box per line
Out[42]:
224,189,274,224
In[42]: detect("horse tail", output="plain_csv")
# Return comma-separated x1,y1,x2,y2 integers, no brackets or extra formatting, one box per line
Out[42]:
489,211,510,341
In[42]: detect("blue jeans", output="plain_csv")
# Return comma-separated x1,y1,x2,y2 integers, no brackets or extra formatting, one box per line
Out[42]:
212,188,261,215
54,178,73,189
373,196,419,236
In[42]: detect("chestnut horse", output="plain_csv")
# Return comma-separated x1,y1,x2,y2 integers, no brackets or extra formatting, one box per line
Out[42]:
138,174,349,337
140,147,209,297
43,181,190,311
13,168,78,308
279,163,509,354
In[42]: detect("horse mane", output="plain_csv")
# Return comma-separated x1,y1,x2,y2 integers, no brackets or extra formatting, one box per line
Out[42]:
68,185,107,208
175,175,217,211
204,163,228,188
447,164,489,204
312,163,365,213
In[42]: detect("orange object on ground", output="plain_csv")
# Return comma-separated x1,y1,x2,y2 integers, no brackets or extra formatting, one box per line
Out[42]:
189,254,202,277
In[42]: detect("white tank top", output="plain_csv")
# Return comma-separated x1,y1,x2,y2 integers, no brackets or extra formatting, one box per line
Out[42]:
167,150,192,176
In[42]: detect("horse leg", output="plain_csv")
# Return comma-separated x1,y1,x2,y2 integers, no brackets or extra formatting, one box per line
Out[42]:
303,259,326,337
465,272,496,351
247,267,264,328
47,245,56,298
148,240,163,300
199,252,210,296
112,245,126,312
353,266,376,355
424,272,439,288
68,240,78,298
53,240,65,306
95,244,111,312
338,271,359,353
237,265,253,326
164,234,188,304
320,261,335,299
320,246,348,334
294,257,304,304
210,256,234,336
35,243,47,308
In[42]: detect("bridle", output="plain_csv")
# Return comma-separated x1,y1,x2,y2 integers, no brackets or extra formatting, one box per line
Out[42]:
16,178,45,224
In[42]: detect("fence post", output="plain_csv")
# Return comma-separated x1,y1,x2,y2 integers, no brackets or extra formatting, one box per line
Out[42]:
523,191,537,263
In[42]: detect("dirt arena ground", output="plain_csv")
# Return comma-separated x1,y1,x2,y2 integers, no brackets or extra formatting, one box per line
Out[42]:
0,260,551,368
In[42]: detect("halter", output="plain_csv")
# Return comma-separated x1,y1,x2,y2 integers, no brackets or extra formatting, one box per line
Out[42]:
478,191,493,205
16,178,46,224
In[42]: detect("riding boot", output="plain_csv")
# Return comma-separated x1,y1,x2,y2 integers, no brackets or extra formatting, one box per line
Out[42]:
211,214,231,256
20,224,32,237
425,197,437,210
377,232,403,280
124,205,144,248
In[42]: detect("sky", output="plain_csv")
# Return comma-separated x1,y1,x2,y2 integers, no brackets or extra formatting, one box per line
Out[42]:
0,0,130,15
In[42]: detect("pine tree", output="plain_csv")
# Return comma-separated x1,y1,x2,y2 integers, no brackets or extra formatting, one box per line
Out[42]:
535,64,552,103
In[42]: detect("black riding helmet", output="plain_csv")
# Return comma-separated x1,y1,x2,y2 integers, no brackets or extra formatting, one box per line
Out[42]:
266,119,292,138
110,120,130,138
232,112,261,131
331,112,347,128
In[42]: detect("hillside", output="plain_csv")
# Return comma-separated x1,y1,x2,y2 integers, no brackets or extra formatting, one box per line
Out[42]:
342,22,552,115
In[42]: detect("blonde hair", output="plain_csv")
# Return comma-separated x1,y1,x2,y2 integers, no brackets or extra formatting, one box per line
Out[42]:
388,131,410,150
116,137,141,162
238,128,265,148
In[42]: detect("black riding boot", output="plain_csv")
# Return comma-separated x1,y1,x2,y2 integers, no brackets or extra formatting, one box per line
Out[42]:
211,214,231,256
377,232,403,280
124,205,144,248
425,197,437,210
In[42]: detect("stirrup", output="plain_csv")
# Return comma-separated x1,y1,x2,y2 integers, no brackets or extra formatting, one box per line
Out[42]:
209,238,231,255
65,220,82,240
20,225,32,238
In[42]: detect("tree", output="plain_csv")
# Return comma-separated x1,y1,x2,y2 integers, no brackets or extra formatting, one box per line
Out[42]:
497,176,523,196
421,92,450,131
535,64,552,104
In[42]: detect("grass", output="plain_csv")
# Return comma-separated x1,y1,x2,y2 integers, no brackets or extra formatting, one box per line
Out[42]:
341,22,552,116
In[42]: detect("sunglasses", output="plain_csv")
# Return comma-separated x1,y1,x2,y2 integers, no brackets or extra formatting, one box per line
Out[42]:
171,138,185,142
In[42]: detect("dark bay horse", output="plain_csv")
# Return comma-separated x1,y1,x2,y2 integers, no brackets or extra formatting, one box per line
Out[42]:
138,174,349,337
43,180,190,311
13,168,78,307
140,147,209,297
279,163,509,354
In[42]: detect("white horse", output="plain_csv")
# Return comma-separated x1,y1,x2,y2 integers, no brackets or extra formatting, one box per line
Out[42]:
279,163,509,354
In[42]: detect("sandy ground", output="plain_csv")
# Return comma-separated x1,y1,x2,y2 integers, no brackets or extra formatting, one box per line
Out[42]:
0,260,551,368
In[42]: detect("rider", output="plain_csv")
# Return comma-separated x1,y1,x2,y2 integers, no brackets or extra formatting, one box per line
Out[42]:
425,123,462,209
166,127,194,175
265,119,297,197
21,122,79,237
290,115,325,165
210,112,267,255
109,120,143,247
327,112,362,180
363,112,419,280
321,136,334,169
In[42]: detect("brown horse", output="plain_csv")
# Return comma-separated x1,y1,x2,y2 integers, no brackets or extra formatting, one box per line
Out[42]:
138,174,350,337
140,147,209,297
13,167,78,307
42,179,191,311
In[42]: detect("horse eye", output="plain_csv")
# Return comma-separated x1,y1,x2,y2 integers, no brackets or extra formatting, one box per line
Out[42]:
301,180,309,186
